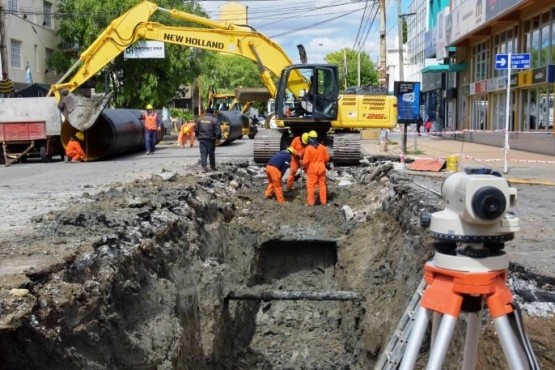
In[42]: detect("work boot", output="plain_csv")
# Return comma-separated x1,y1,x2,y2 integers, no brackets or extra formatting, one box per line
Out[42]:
202,167,210,173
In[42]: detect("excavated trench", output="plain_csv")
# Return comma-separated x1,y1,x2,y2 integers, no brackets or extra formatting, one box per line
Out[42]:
0,162,554,369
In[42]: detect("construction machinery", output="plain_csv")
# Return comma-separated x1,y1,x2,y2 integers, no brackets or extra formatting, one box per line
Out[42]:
207,86,271,142
49,1,397,165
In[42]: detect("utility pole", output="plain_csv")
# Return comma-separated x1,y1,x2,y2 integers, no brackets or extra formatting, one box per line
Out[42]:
397,0,404,82
379,0,386,89
357,42,361,87
0,7,8,76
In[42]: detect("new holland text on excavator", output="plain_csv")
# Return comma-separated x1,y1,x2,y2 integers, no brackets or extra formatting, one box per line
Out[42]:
48,0,398,165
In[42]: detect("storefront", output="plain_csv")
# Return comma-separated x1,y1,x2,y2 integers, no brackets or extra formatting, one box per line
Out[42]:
519,65,555,131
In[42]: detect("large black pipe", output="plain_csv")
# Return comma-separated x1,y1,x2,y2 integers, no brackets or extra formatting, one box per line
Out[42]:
216,110,249,145
61,109,163,161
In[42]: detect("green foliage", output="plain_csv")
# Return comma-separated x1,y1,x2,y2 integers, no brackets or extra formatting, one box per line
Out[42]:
324,49,379,89
170,108,194,121
200,55,265,97
50,0,210,109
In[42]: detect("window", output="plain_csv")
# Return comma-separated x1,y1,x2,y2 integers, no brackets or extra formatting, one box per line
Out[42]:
10,39,22,69
43,1,52,27
472,41,489,81
493,26,518,77
8,0,18,15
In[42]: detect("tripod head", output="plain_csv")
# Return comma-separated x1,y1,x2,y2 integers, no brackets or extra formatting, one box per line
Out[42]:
420,172,520,271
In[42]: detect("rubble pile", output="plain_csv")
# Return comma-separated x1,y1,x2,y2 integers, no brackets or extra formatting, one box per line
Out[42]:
0,161,553,369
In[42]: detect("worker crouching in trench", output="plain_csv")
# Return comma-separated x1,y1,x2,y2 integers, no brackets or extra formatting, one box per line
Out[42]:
65,132,87,162
265,147,296,204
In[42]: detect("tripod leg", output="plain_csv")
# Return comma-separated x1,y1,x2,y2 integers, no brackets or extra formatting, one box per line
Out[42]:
430,312,441,349
426,314,458,370
462,311,481,370
493,315,529,370
399,307,431,370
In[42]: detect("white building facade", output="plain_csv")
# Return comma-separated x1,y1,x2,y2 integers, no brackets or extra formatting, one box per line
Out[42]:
0,0,60,88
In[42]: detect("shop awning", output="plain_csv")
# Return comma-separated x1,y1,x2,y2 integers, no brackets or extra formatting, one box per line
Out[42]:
422,64,468,74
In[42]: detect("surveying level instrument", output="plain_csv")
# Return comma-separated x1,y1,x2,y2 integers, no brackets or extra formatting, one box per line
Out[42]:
398,172,539,370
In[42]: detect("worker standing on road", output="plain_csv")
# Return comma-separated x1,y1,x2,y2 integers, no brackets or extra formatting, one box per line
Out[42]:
178,120,196,148
195,108,221,172
265,147,295,204
65,132,87,162
303,131,330,206
287,132,309,191
141,104,162,155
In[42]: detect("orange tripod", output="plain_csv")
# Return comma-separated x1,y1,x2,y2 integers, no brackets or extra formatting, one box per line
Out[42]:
399,251,539,370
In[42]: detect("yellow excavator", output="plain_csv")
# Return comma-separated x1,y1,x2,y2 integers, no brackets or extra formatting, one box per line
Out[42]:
49,0,397,164
207,86,271,141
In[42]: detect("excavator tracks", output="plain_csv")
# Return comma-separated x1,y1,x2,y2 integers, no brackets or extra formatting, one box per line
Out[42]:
253,128,286,164
332,133,361,166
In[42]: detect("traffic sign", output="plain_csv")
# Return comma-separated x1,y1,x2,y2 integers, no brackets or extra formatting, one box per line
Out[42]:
495,53,531,70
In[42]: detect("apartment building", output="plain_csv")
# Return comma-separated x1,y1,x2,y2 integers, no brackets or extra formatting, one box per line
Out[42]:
425,0,555,155
0,0,60,90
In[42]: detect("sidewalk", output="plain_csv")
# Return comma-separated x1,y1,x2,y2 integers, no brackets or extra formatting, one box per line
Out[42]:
361,131,555,186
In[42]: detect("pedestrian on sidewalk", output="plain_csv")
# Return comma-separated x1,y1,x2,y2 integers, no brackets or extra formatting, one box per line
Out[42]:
417,115,423,136
424,117,432,134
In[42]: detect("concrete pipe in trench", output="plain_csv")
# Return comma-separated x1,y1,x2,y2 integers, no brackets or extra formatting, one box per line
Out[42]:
61,109,163,161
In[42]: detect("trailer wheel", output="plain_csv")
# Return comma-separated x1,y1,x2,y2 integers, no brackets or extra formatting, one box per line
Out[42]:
39,145,51,163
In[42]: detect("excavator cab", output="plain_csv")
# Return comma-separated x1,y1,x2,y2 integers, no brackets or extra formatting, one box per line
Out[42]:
275,64,339,123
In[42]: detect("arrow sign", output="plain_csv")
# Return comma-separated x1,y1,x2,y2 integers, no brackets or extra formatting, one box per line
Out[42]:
496,57,507,68
495,53,531,70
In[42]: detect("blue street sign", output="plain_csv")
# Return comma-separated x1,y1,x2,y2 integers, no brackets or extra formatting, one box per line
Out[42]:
495,53,531,70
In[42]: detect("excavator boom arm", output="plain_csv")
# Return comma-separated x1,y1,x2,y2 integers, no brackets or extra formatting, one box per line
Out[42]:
49,0,305,100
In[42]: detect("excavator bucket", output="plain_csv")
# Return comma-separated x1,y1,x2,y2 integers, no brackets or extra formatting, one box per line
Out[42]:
57,91,114,132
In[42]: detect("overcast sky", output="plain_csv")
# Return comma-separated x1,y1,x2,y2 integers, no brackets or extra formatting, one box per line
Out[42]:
197,0,411,65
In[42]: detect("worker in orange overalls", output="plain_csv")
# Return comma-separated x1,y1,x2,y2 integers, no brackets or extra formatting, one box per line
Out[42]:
265,147,295,204
178,120,196,147
65,132,86,162
286,132,309,191
303,130,330,206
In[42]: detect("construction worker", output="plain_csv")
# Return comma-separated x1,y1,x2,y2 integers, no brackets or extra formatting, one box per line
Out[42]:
141,104,162,155
265,147,295,204
0,72,15,97
65,132,86,162
178,120,195,147
303,130,330,206
286,132,309,191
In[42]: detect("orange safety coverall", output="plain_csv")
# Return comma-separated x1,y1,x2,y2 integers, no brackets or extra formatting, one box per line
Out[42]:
178,122,195,147
265,165,286,204
66,140,86,161
287,136,305,190
303,143,330,206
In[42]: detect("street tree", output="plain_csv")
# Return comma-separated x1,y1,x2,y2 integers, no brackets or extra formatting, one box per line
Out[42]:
324,49,379,88
50,0,210,109
199,54,265,97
